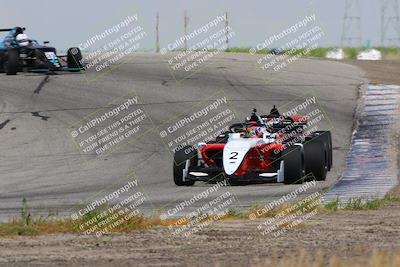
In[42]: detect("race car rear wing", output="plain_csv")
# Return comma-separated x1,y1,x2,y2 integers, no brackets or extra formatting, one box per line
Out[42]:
0,27,25,32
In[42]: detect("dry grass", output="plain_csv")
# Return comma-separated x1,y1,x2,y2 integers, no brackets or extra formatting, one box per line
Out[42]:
0,212,177,238
1,195,399,238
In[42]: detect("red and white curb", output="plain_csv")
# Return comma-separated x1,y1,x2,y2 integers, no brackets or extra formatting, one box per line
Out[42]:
324,85,400,203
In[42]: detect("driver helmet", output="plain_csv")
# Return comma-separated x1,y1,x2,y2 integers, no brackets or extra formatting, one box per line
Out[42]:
246,126,262,138
16,34,30,46
246,108,261,124
269,105,280,117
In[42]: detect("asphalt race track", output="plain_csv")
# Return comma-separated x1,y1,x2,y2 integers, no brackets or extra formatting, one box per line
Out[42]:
0,53,364,220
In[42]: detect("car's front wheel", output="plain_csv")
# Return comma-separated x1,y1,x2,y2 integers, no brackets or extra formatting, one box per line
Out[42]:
4,49,19,75
173,146,197,186
67,47,83,71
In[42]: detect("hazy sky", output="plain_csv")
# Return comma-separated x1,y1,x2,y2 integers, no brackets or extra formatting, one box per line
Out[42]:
0,0,388,50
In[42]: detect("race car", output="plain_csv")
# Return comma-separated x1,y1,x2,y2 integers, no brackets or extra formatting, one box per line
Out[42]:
173,107,332,185
0,27,83,75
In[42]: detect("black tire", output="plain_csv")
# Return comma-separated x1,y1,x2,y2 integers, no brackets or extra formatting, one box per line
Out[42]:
4,49,19,75
312,131,332,171
0,56,4,73
173,146,197,186
67,47,83,71
282,145,305,184
304,140,327,181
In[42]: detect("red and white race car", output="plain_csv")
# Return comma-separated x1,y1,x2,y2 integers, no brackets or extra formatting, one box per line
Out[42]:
173,107,332,185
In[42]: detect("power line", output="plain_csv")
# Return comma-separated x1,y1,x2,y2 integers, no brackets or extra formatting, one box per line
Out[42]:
184,10,189,50
225,12,229,50
156,12,160,53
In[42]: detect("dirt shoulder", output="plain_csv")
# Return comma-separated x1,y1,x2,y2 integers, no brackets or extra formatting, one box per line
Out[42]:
345,60,400,85
1,60,400,267
1,203,400,267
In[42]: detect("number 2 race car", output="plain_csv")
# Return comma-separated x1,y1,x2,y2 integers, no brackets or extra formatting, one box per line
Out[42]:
0,27,84,75
173,107,332,185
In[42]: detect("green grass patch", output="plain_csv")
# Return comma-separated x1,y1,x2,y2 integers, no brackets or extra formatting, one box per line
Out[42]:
1,194,399,237
324,197,341,212
224,208,248,219
222,46,400,60
0,224,39,237
225,47,271,54
323,195,400,212
169,46,400,59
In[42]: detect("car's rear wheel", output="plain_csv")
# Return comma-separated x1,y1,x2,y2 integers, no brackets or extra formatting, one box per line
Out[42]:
304,139,327,181
313,131,332,170
282,145,305,184
4,49,19,75
173,146,197,186
67,47,83,71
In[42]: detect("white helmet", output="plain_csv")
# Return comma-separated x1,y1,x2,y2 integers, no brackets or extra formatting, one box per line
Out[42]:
16,33,30,46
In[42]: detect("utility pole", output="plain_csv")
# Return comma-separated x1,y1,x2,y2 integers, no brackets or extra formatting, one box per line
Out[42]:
156,12,160,53
184,10,189,50
225,12,229,50
341,0,362,47
381,0,400,46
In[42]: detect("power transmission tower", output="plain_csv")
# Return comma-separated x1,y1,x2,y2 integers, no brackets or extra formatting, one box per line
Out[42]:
156,12,160,53
381,0,400,46
184,10,189,50
225,12,229,50
341,0,362,47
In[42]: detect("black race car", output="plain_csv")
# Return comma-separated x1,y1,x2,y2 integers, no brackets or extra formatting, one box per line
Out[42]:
0,27,83,75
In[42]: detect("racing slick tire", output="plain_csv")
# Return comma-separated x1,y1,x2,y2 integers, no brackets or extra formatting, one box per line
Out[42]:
67,47,83,71
304,139,327,181
4,49,19,75
282,145,305,184
173,146,197,186
314,131,332,171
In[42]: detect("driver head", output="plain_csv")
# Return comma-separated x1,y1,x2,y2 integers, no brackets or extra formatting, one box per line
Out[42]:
16,33,30,46
247,108,260,123
15,27,24,35
270,105,280,117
